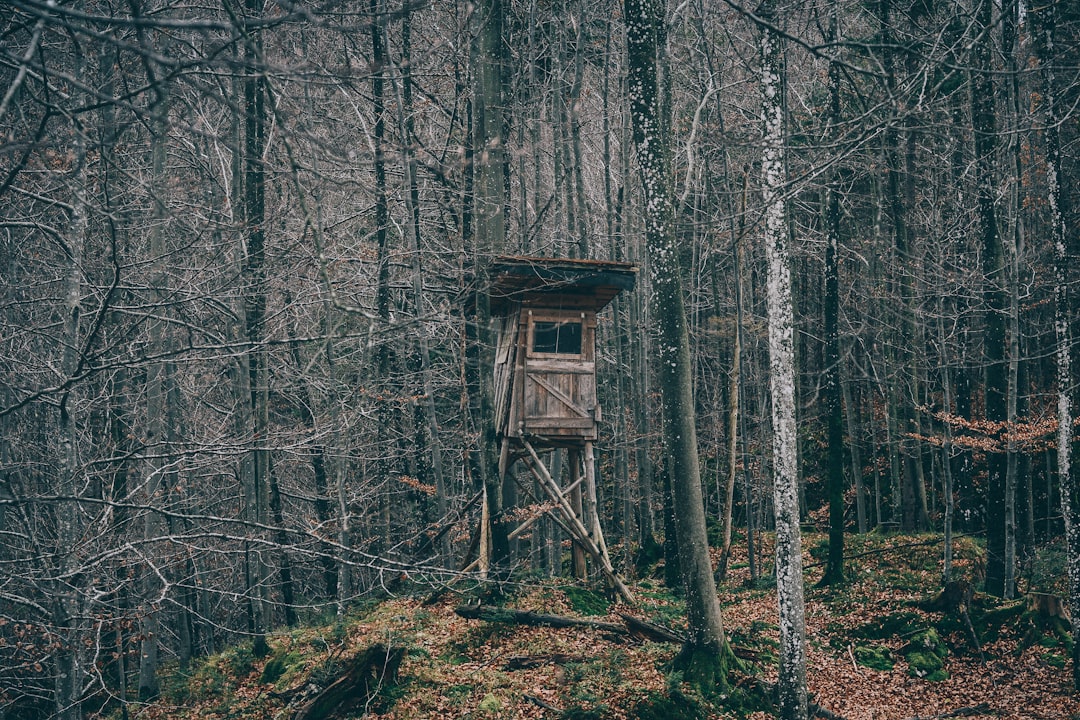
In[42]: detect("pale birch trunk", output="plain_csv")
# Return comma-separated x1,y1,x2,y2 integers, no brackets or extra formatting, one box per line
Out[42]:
759,4,807,717
1040,2,1080,689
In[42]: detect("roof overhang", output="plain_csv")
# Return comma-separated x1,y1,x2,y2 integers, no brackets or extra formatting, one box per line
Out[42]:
488,255,638,314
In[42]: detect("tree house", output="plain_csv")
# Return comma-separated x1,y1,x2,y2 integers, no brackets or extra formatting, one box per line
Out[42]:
487,255,637,602
490,255,637,445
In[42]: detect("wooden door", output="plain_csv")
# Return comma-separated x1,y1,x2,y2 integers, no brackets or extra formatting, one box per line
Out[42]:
521,310,597,439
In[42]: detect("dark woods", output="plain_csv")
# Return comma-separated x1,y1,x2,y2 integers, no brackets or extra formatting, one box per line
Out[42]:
0,0,1079,717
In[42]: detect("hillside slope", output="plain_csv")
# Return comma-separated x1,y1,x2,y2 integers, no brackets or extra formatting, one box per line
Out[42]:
134,533,1080,720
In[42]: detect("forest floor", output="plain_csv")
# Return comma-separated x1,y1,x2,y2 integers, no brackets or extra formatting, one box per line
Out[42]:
134,532,1080,720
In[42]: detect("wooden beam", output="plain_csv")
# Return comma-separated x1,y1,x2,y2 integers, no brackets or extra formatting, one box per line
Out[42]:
521,441,635,605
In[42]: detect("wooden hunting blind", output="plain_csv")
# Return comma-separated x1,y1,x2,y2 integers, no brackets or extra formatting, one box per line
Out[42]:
489,255,637,446
485,255,638,602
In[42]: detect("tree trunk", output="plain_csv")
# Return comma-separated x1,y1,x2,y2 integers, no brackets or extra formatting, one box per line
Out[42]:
1037,0,1080,689
972,0,1010,599
55,41,89,720
472,0,511,578
821,5,845,586
240,0,272,651
759,2,808,716
139,59,169,701
624,0,735,691
842,371,867,534
396,6,450,567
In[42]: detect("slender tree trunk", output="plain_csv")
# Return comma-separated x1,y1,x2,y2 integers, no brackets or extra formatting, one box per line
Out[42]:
759,3,807,715
1038,1,1080,688
717,174,748,583
396,8,450,567
938,306,955,584
55,42,88,720
716,234,742,583
239,0,273,651
821,5,845,586
842,371,867,534
879,0,928,533
972,0,1010,598
138,62,169,701
1002,0,1026,599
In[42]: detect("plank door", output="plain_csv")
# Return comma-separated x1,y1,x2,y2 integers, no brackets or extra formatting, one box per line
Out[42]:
522,310,597,439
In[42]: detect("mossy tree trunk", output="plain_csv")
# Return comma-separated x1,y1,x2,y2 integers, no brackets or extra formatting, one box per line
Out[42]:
623,0,735,692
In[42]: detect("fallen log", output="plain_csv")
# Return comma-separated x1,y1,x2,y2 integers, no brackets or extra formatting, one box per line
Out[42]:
290,644,404,720
456,603,696,648
618,612,685,644
504,653,583,670
454,604,624,633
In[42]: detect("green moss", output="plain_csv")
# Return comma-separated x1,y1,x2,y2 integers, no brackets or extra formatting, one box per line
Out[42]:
446,684,472,706
223,642,256,677
1043,651,1066,669
259,651,299,685
908,628,948,658
632,690,703,720
854,644,894,671
477,692,502,713
669,639,745,696
902,651,946,682
563,586,611,616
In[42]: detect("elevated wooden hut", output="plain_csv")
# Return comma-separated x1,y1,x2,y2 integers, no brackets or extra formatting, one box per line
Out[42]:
489,255,637,446
486,256,637,602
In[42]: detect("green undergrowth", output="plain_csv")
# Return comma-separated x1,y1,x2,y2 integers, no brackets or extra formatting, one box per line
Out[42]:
139,532,1074,720
563,585,611,616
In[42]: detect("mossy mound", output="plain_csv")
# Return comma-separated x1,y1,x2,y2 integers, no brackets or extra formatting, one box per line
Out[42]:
260,650,300,685
854,644,894,671
904,629,948,681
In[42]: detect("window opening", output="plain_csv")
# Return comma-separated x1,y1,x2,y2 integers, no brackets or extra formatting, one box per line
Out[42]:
532,320,582,355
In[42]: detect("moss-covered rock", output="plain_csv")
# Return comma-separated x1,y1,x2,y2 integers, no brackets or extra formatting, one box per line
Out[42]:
854,644,894,671
904,629,948,680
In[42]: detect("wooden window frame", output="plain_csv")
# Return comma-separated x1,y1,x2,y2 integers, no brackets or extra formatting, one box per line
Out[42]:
524,309,590,361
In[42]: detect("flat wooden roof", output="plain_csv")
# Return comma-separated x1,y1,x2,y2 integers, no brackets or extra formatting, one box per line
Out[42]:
488,255,638,313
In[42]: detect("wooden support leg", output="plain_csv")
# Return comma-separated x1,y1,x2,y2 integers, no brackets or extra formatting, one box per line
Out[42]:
567,448,588,580
521,441,635,605
582,441,614,590
479,485,490,578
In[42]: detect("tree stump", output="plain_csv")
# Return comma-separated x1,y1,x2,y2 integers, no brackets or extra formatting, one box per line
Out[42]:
291,644,404,720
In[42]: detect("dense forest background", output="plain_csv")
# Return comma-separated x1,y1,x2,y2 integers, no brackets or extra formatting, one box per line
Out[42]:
2,0,1080,717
